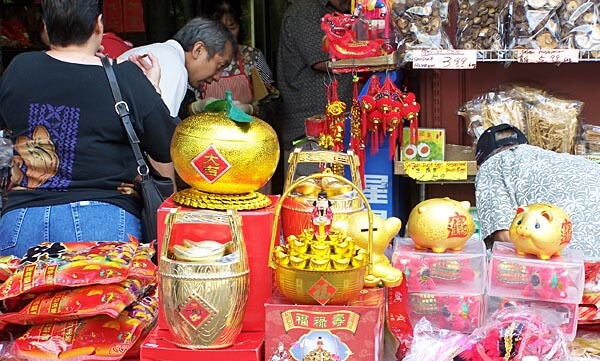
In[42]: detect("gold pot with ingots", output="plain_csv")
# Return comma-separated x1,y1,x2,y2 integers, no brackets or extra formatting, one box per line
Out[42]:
170,112,280,194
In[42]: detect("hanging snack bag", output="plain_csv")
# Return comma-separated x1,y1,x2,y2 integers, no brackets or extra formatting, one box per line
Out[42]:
13,287,158,361
0,238,139,301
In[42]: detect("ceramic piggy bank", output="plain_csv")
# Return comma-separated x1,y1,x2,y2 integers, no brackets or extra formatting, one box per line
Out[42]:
407,197,475,252
508,203,572,260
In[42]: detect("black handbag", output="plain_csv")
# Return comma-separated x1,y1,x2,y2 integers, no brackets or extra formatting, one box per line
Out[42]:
101,56,173,242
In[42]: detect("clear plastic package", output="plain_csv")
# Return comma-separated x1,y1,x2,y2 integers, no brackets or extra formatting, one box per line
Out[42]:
392,0,454,53
456,0,508,50
508,0,564,49
560,0,600,57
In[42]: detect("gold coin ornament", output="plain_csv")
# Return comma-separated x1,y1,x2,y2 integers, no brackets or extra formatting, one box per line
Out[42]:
332,211,404,288
508,203,572,260
407,197,475,253
170,103,279,210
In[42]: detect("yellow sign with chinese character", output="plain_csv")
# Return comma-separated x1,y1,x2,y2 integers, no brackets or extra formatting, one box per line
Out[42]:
403,161,468,181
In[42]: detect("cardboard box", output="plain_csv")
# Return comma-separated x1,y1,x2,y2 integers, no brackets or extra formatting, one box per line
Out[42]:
392,237,487,294
140,327,264,361
157,195,278,332
265,288,385,361
401,128,445,161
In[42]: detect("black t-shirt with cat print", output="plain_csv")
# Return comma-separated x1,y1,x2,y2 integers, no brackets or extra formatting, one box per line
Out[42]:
0,52,177,218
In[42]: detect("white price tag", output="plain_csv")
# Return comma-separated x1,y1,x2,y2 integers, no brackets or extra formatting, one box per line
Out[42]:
412,50,478,69
517,49,579,63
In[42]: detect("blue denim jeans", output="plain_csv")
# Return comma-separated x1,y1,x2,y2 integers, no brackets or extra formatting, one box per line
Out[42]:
0,201,142,257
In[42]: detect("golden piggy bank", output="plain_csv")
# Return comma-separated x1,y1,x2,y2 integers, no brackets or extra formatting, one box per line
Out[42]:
407,197,475,252
509,203,572,260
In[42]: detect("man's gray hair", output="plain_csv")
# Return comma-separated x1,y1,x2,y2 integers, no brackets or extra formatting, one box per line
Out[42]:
173,17,236,57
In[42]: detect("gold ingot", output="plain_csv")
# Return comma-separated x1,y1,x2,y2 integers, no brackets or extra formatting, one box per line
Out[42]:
290,239,308,254
171,112,279,194
314,233,328,242
290,255,307,269
331,256,351,270
302,228,315,241
286,235,299,245
275,251,290,266
294,178,321,197
310,256,330,271
310,242,331,256
333,239,350,254
351,252,366,267
328,231,341,243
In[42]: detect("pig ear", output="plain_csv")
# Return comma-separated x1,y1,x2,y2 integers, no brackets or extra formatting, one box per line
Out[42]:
460,201,471,210
541,210,553,222
516,206,527,215
418,206,427,214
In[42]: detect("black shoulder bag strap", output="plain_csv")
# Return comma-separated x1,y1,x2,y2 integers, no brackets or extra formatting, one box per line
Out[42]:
100,56,149,180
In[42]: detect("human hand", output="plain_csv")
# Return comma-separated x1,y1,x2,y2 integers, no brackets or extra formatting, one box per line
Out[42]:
189,97,219,114
232,101,254,115
128,52,161,93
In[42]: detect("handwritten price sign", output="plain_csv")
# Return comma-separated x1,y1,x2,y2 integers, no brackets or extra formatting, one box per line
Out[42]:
403,161,468,181
517,49,579,63
412,50,478,69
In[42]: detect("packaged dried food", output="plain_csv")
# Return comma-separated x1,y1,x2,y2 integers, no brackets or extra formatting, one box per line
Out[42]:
456,0,508,51
458,90,528,141
561,0,600,57
525,93,583,153
508,0,564,49
392,0,454,53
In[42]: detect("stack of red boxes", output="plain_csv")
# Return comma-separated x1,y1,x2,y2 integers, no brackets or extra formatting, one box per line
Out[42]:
140,195,278,361
391,236,487,334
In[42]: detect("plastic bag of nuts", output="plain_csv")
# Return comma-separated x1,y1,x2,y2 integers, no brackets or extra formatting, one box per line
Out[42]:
392,0,454,53
456,0,509,51
560,0,600,57
508,0,564,49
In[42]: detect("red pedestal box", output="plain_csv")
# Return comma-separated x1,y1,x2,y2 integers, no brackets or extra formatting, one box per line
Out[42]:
156,195,278,332
265,288,385,361
140,327,264,361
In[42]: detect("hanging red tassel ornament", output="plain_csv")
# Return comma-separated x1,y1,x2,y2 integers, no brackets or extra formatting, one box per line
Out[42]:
349,73,366,186
376,74,406,159
321,79,347,174
360,75,382,155
402,91,420,147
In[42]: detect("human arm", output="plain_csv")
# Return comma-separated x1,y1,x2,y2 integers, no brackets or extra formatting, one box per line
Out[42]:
475,163,518,249
127,52,162,95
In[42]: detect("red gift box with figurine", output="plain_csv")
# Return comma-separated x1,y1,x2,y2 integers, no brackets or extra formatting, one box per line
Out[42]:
264,288,385,361
156,195,278,332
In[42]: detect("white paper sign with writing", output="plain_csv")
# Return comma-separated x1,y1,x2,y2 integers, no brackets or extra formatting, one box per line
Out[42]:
517,49,579,63
412,49,478,69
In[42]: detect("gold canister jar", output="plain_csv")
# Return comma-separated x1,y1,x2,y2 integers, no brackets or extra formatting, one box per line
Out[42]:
281,149,365,238
170,111,279,194
159,209,249,349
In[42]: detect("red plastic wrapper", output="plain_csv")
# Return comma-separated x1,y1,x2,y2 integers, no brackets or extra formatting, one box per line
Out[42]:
0,255,20,282
12,287,158,360
0,238,139,301
0,277,154,325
